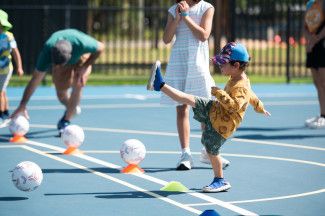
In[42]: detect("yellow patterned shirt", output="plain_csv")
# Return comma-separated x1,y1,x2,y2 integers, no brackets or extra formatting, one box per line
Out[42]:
0,31,16,74
209,78,266,139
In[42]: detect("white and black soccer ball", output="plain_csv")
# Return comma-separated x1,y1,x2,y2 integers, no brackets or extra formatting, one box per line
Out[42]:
61,125,85,148
11,161,43,192
120,139,146,165
9,115,29,136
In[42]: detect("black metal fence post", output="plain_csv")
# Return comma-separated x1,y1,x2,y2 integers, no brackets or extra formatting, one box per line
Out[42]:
64,5,71,28
286,6,291,84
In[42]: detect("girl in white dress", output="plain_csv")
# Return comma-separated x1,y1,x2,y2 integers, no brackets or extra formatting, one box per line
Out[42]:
162,0,229,170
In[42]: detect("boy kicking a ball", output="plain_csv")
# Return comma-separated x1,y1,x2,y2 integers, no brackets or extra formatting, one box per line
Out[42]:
147,42,271,192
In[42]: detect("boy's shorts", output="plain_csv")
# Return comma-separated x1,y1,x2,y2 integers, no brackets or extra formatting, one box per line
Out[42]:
192,97,226,155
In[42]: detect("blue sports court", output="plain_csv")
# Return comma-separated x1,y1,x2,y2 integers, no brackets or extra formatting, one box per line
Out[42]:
0,84,324,216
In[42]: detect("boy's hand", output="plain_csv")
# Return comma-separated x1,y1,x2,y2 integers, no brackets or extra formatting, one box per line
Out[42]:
264,110,271,117
211,86,220,95
11,106,29,120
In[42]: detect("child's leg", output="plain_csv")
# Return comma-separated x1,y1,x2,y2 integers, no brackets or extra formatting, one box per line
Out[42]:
203,152,231,193
207,153,223,178
0,91,4,119
147,60,196,107
2,91,10,118
161,85,196,107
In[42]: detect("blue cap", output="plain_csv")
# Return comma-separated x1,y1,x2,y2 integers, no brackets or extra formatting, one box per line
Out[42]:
306,0,315,10
212,42,250,66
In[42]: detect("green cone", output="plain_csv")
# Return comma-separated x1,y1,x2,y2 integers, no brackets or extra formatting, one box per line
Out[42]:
160,181,189,192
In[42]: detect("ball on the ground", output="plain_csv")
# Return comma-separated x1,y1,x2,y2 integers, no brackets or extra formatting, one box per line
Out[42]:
120,139,146,165
11,161,43,192
9,115,29,136
61,125,85,148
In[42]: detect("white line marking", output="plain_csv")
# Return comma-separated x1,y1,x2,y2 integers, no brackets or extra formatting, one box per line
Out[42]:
9,94,158,101
29,124,325,152
40,150,325,167
5,139,324,207
231,138,325,151
186,189,325,206
25,103,164,110
0,145,22,148
264,100,318,106
229,188,325,204
19,100,318,111
20,145,202,215
221,153,325,167
20,138,258,216
8,92,316,102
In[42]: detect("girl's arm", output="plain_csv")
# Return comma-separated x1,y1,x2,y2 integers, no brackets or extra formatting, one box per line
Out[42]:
179,2,214,42
163,7,181,44
11,47,24,76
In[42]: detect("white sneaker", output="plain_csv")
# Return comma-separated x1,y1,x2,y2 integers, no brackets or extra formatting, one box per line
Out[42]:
200,147,230,170
306,117,325,129
75,106,81,115
0,118,11,128
176,152,193,170
305,116,319,127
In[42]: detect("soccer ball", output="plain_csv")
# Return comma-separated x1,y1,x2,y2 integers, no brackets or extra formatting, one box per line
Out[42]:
61,125,85,148
120,139,146,165
11,161,43,192
9,115,29,136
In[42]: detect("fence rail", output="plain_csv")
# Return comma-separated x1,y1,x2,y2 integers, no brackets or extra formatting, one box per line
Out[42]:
1,0,309,83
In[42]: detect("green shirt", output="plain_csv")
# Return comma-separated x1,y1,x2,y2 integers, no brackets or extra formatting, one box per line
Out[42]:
36,29,99,72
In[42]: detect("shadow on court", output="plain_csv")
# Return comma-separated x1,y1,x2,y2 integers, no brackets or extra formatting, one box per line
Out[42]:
42,167,120,174
26,129,59,139
45,191,185,199
139,166,212,173
0,197,29,201
235,134,325,140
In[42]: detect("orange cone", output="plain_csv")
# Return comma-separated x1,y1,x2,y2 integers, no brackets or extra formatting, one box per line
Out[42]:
63,146,83,155
121,164,144,174
9,135,27,143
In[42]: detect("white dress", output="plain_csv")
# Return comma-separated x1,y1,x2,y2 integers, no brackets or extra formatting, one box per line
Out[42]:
161,0,215,105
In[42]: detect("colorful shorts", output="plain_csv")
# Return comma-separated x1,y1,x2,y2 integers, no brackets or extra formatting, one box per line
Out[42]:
192,97,226,155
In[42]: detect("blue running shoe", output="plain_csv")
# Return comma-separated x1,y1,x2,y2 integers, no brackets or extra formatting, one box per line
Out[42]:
147,60,165,91
57,115,70,134
202,177,231,193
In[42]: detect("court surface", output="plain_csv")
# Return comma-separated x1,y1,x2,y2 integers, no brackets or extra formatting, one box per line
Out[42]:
0,84,324,216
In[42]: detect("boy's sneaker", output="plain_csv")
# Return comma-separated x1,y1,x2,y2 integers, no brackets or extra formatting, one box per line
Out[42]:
147,60,165,91
176,152,194,170
0,118,11,128
305,116,319,127
57,116,70,134
200,147,230,170
75,105,81,115
202,177,231,193
306,117,325,129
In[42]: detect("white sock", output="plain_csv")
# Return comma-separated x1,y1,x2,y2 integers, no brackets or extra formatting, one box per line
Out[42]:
182,147,191,154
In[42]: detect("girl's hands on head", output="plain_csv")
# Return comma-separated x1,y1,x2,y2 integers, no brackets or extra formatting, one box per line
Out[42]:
175,5,182,22
178,1,190,13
